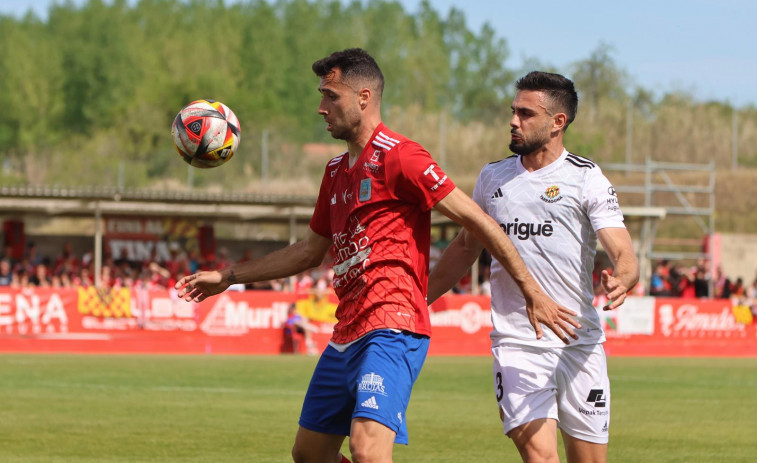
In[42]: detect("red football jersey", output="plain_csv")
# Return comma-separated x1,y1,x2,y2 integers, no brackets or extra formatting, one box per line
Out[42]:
310,123,456,343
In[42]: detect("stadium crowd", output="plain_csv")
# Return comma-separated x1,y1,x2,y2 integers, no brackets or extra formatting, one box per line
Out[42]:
0,241,342,296
2,242,756,314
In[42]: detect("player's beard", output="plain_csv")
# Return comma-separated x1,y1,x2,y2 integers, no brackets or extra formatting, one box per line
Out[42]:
509,120,552,156
328,107,362,142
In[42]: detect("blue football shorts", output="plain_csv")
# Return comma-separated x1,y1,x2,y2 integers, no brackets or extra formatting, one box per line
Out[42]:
298,329,430,445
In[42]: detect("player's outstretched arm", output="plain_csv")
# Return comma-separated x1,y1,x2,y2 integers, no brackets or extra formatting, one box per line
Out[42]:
175,229,332,303
597,227,639,311
434,188,580,344
427,228,483,305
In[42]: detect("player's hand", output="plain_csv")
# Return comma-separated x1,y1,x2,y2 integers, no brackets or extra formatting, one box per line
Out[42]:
523,288,581,344
601,269,629,311
175,271,228,303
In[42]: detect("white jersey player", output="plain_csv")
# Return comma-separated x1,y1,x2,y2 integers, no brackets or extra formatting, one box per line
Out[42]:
429,71,639,463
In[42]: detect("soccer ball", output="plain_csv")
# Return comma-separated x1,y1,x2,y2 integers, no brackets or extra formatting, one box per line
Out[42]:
171,99,241,168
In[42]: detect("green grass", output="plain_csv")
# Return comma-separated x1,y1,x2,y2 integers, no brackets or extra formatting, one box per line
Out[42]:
0,355,755,462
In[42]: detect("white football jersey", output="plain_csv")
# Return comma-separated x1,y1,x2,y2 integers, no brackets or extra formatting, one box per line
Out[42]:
473,150,626,347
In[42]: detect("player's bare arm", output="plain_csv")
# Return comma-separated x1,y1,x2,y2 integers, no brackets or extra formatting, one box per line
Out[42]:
175,229,332,303
427,228,483,305
597,227,639,311
433,187,581,343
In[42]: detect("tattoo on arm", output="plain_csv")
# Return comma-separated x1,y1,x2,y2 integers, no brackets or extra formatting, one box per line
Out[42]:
227,270,238,285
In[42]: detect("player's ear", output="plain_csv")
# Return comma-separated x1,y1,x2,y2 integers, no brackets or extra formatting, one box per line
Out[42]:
358,87,371,110
553,112,568,132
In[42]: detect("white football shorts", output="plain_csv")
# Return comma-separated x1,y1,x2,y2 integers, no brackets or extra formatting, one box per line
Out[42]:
492,342,610,444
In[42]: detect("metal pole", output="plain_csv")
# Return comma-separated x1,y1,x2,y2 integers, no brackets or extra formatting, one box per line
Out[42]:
94,202,102,288
471,256,479,295
625,99,633,165
288,207,297,291
118,161,125,191
262,129,269,182
439,110,447,169
732,109,738,172
642,158,652,295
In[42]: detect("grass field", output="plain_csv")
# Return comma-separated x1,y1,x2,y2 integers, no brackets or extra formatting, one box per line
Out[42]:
1,354,755,463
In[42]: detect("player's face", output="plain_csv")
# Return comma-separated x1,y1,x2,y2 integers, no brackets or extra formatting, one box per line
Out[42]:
317,68,362,142
509,90,554,156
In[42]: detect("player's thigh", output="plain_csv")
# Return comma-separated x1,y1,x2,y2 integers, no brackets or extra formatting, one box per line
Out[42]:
291,426,346,463
349,417,396,463
508,418,561,463
556,344,610,444
299,346,356,437
561,429,607,463
352,330,428,445
492,344,559,434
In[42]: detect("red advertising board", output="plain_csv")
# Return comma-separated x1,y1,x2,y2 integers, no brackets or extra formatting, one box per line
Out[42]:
602,297,757,357
0,288,755,357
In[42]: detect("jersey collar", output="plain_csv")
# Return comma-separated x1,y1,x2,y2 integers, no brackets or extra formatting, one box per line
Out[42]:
515,149,569,176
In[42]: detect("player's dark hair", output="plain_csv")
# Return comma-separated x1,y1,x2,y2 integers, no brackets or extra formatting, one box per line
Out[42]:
515,71,578,130
312,48,384,98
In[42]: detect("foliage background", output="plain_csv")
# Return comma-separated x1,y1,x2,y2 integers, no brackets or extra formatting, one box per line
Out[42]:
0,0,755,233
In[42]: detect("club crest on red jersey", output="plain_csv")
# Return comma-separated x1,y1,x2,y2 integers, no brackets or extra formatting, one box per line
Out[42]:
359,178,372,202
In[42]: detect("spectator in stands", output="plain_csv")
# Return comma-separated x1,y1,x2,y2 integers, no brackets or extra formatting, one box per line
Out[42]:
747,277,757,318
179,248,197,274
269,278,290,292
147,262,173,290
294,269,314,296
1,245,18,268
114,247,135,274
650,261,671,296
201,252,220,272
216,247,234,269
74,267,94,287
479,265,492,297
164,243,187,281
282,304,316,354
731,277,746,300
29,264,52,287
694,267,709,298
26,242,43,268
237,249,254,263
675,266,697,298
53,242,80,278
452,269,472,294
99,265,114,288
713,266,730,298
0,259,12,286
12,268,29,288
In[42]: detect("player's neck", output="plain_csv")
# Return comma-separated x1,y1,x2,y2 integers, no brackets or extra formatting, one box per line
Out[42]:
520,141,565,172
346,117,381,168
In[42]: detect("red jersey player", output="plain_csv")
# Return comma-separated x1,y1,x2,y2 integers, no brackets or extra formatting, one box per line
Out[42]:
176,48,578,463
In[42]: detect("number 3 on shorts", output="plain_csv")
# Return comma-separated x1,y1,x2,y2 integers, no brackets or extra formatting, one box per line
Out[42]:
495,371,504,401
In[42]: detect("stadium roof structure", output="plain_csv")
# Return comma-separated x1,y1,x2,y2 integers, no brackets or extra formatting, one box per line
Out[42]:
0,185,318,223
0,185,683,292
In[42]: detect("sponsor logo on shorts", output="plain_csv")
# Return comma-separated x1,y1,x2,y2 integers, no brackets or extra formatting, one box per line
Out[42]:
586,389,607,407
361,396,379,409
578,406,609,417
601,421,608,433
358,372,387,396
397,412,403,423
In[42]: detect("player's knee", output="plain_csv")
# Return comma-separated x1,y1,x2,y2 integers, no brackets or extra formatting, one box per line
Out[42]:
348,439,390,463
518,446,560,463
290,442,312,463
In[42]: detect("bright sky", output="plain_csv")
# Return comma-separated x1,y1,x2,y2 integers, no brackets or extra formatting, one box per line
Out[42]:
3,0,755,107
